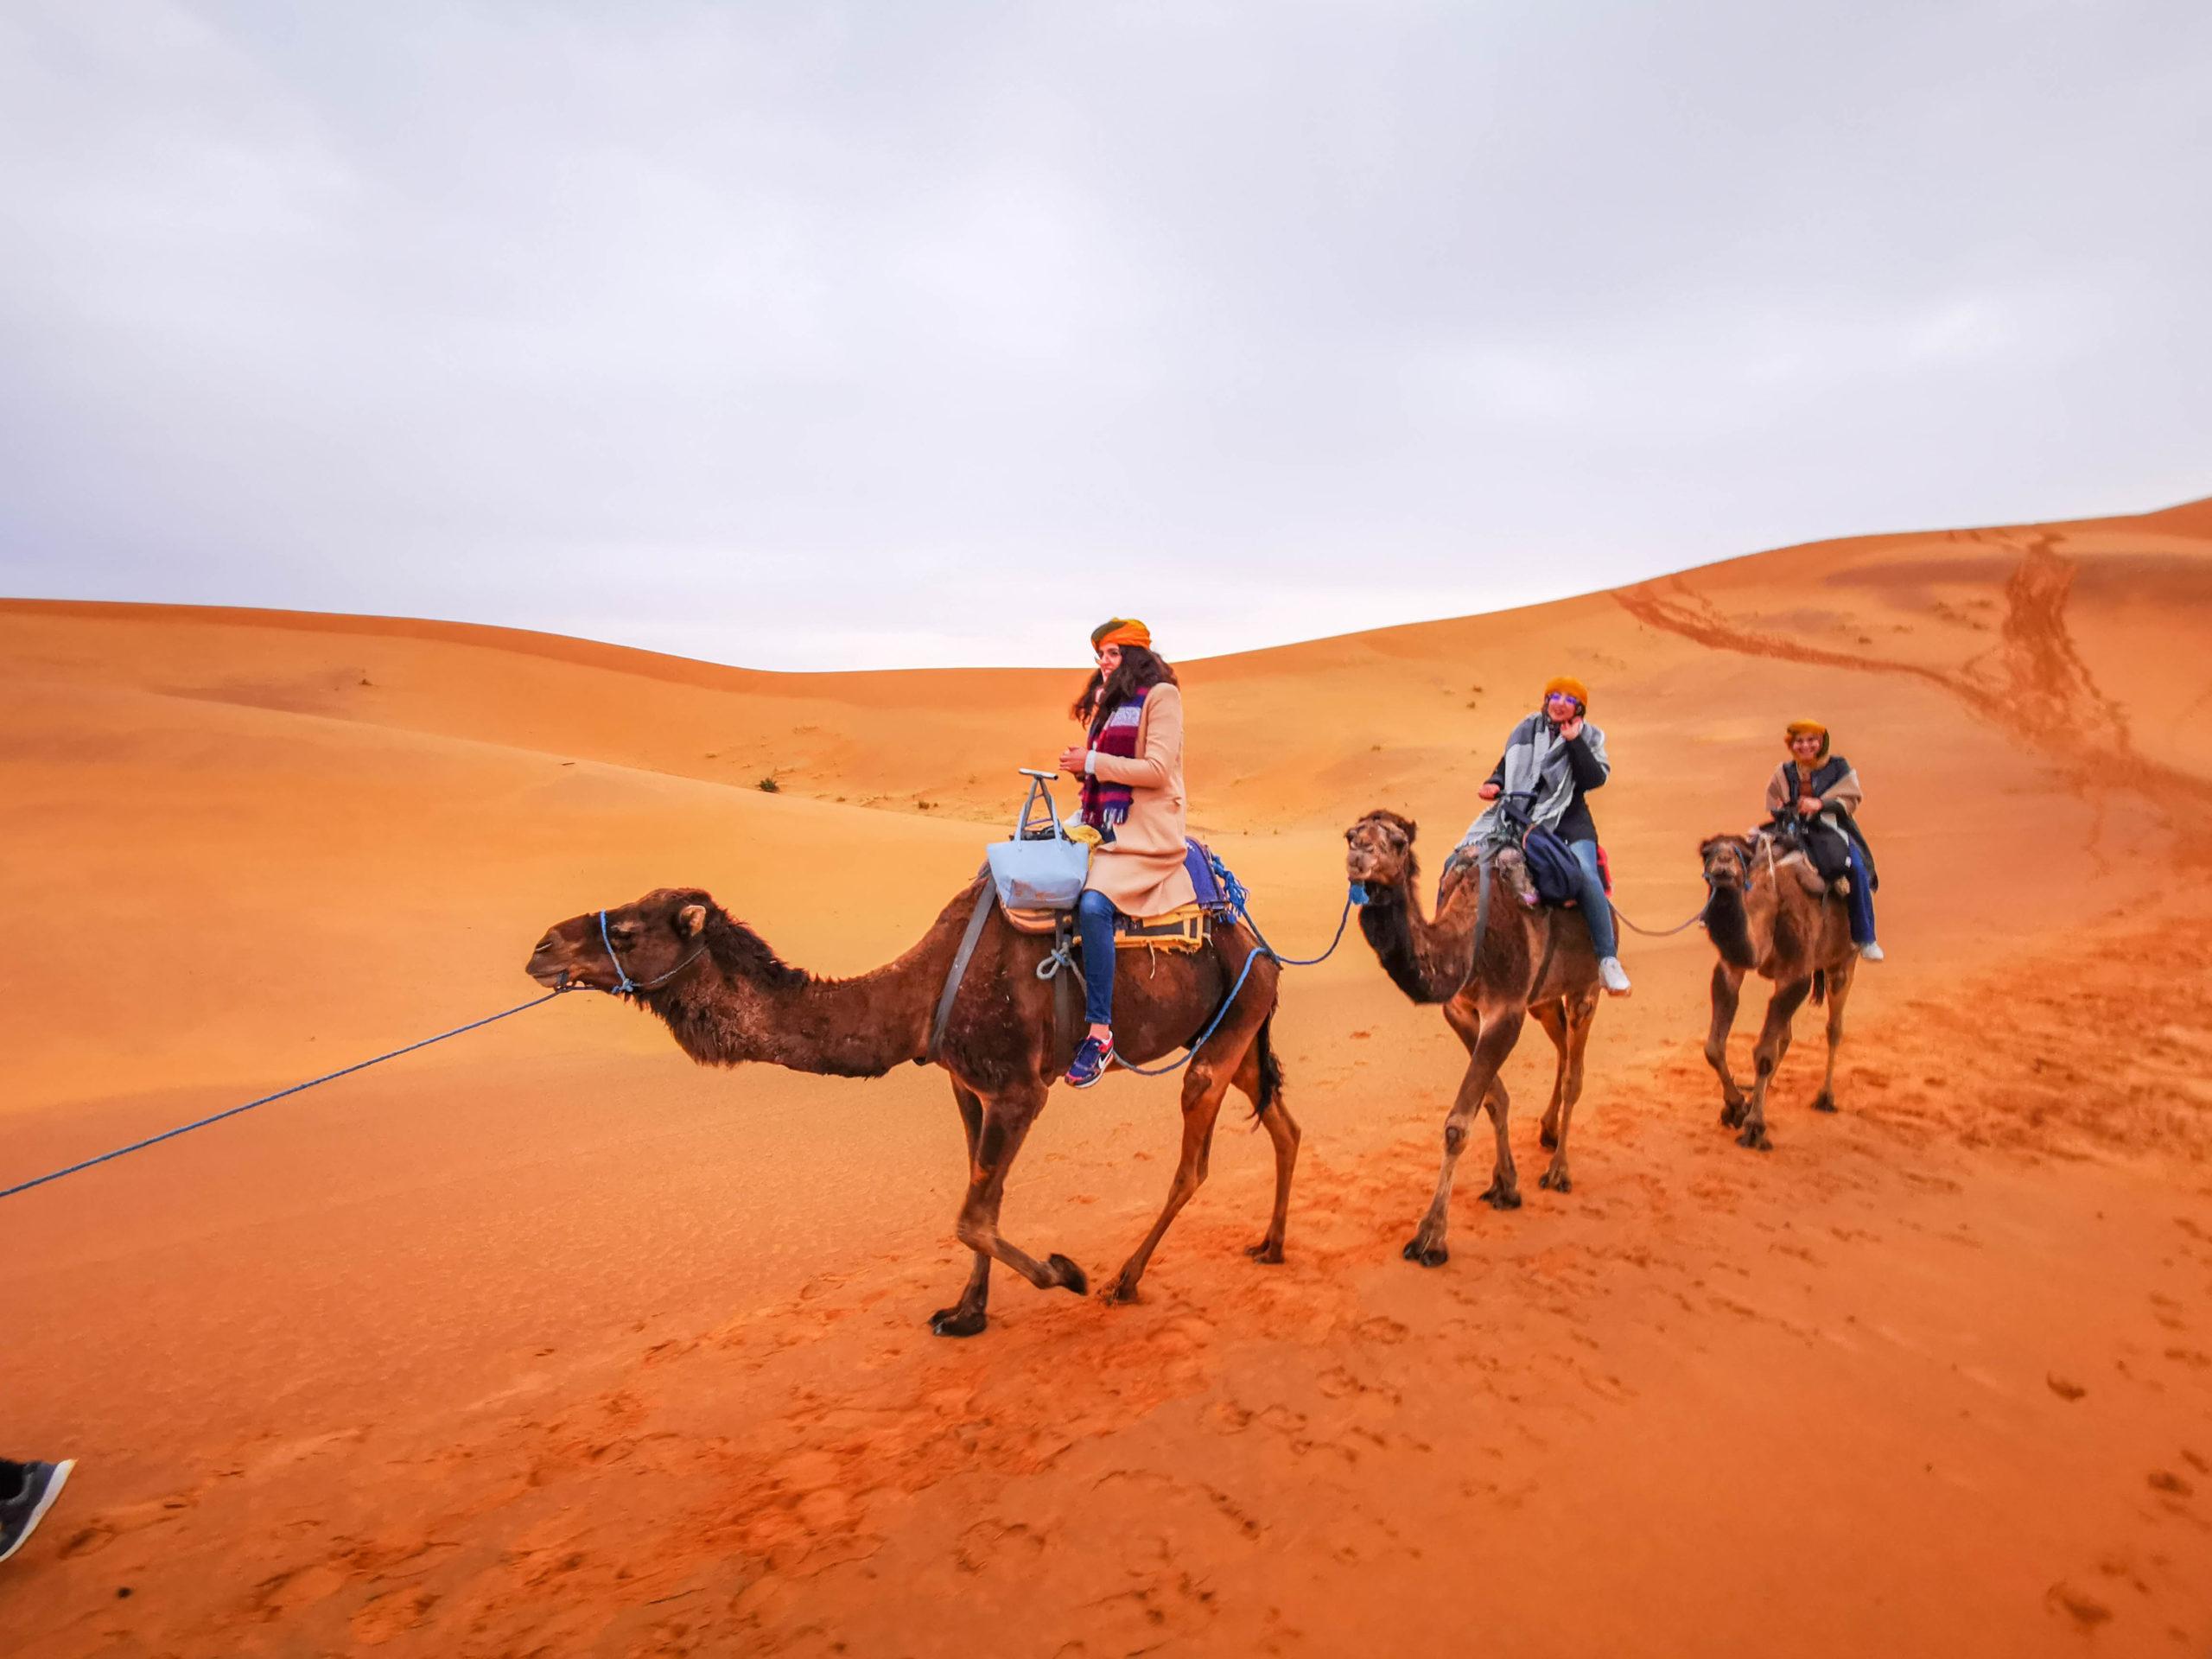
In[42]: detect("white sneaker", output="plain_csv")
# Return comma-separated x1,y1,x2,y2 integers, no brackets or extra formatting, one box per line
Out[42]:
1598,957,1632,995
1859,942,1885,963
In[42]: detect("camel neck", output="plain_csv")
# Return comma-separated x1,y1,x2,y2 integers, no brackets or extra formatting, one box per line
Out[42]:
650,940,936,1079
1358,882,1475,1005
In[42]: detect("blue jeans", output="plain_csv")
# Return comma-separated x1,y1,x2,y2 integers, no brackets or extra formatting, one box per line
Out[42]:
1845,844,1878,946
1569,839,1618,959
1077,888,1119,1027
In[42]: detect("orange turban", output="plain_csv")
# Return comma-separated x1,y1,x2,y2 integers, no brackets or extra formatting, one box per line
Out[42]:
1090,617,1152,652
1542,675,1589,709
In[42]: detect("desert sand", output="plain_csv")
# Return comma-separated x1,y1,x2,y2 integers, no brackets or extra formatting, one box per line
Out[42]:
4,499,2211,1656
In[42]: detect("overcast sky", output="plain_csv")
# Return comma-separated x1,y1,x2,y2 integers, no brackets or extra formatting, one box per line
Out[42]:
3,2,2208,669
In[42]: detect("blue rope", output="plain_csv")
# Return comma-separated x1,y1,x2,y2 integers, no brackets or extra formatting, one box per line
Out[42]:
1236,886,1356,967
598,910,637,994
1112,945,1271,1077
1112,881,1357,1078
0,991,568,1202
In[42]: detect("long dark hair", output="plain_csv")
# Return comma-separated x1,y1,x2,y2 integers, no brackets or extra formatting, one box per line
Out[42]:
1071,645,1178,730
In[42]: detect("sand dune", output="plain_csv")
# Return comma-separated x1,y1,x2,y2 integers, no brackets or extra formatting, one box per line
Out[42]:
3,498,2210,1655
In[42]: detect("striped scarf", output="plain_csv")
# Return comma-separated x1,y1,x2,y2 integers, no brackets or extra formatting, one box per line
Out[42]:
1080,685,1152,841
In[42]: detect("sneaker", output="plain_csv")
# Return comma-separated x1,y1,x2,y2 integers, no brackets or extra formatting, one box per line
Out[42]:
1598,957,1633,996
0,1460,74,1565
1065,1033,1115,1089
1859,941,1885,963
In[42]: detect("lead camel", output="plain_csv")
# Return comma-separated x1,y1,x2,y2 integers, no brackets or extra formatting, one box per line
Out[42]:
526,882,1298,1334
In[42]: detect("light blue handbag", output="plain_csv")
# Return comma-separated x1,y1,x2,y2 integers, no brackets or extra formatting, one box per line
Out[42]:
985,769,1092,911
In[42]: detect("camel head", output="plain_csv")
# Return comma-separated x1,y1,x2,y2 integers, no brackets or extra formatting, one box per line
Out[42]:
1700,835,1756,894
1344,809,1421,900
527,887,720,995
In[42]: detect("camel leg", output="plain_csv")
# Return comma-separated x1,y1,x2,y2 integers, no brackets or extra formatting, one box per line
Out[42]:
930,1084,995,1337
1478,1070,1521,1210
1441,995,1481,1055
1738,978,1812,1151
1532,999,1569,1149
1539,988,1599,1193
952,1087,1088,1305
1706,962,1749,1128
1108,1049,1240,1302
1403,1008,1526,1267
1240,1035,1300,1265
1810,957,1857,1113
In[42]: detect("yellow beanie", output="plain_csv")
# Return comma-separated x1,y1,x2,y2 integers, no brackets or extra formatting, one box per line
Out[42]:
1542,675,1589,709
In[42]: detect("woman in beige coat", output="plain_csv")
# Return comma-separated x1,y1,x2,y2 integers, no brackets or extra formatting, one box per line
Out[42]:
1055,618,1198,1087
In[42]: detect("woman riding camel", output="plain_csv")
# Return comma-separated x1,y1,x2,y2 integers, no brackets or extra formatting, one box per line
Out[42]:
1056,618,1197,1088
1767,719,1883,962
1461,675,1632,996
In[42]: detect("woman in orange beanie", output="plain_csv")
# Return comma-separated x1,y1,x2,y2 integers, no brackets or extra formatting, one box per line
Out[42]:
1054,619,1198,1087
1767,721,1882,962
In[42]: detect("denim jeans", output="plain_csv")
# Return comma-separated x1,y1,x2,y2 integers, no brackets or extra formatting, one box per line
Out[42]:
1568,838,1618,959
1845,844,1878,946
1077,888,1119,1027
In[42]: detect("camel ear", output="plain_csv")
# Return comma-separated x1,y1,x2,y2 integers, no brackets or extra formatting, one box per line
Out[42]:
675,903,708,938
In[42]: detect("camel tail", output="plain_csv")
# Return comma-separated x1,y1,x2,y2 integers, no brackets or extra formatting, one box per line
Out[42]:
1250,1014,1284,1122
1811,969,1827,1006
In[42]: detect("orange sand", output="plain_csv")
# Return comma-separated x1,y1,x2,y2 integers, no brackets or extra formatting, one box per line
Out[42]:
3,499,2210,1655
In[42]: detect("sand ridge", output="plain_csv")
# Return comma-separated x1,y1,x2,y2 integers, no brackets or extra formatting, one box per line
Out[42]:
3,497,2210,1655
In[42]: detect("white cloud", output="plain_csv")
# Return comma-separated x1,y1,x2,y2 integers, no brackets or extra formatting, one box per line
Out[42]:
1,0,2208,669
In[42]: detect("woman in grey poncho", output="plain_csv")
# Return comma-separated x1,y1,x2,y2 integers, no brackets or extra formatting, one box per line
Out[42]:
1459,674,1631,995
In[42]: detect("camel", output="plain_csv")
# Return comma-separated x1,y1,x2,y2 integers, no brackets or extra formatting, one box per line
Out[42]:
1342,810,1602,1267
524,880,1298,1335
1696,831,1859,1149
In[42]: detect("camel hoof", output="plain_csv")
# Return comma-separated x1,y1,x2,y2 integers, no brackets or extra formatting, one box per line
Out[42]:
1719,1103,1745,1130
1481,1185,1522,1211
1244,1240,1285,1264
929,1306,987,1338
1539,1168,1572,1193
1736,1125,1772,1152
1402,1238,1449,1268
1046,1253,1089,1297
1107,1276,1141,1305
1811,1092,1839,1114
1539,1123,1559,1150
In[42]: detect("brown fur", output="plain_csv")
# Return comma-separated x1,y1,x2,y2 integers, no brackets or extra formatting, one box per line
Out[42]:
1696,833,1860,1149
1344,810,1603,1268
526,880,1300,1335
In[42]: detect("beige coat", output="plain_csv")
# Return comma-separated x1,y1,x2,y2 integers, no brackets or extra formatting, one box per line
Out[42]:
1082,681,1198,918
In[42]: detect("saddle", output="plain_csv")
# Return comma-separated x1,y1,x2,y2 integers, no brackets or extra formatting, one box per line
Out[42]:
1001,840,1225,954
1440,829,1611,912
1750,830,1838,897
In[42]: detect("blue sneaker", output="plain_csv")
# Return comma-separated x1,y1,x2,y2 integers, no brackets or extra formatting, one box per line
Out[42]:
1065,1033,1115,1089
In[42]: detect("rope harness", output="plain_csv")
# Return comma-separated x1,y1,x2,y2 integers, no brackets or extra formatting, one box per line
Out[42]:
594,908,708,995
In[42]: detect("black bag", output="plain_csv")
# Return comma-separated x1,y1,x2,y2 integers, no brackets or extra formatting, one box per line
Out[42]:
1520,826,1585,908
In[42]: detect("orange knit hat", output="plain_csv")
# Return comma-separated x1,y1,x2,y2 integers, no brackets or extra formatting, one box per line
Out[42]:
1090,617,1153,652
1784,719,1831,759
1542,675,1588,710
